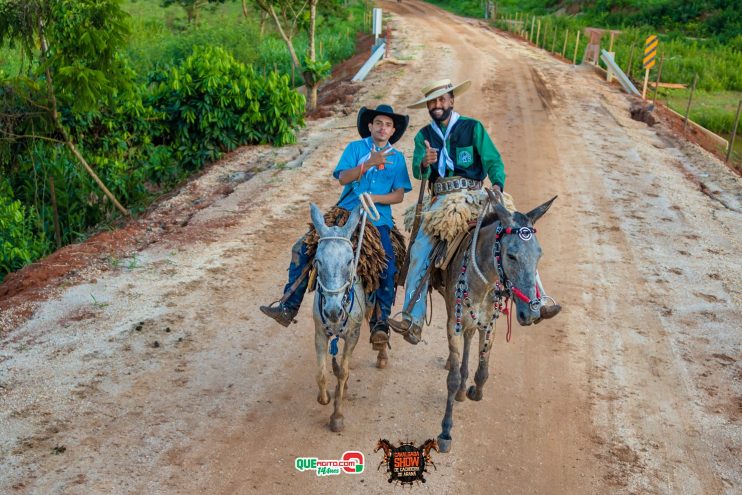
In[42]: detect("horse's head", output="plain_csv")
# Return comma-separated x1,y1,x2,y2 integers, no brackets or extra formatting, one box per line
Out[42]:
483,190,556,326
311,203,362,326
375,438,392,453
421,438,439,454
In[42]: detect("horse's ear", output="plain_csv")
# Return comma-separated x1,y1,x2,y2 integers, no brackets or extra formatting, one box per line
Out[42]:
341,206,362,239
485,187,514,227
310,203,330,237
491,200,514,228
525,195,557,225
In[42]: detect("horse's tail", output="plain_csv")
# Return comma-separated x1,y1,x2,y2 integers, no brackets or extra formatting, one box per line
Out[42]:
332,356,340,378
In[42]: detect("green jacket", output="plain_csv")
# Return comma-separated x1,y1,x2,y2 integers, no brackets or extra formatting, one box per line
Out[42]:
412,116,506,190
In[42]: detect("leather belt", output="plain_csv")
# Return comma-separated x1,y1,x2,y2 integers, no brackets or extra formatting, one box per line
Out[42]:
432,177,483,195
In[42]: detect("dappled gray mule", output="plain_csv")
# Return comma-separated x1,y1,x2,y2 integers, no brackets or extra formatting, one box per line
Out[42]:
435,190,556,452
310,203,388,432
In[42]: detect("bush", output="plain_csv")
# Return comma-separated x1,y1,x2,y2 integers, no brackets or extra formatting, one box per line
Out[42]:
0,179,49,279
150,45,304,169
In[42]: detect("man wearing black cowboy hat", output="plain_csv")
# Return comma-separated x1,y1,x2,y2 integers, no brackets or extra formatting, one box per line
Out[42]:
261,104,412,348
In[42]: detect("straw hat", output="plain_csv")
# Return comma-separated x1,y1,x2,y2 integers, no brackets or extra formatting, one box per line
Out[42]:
407,79,472,109
357,104,409,144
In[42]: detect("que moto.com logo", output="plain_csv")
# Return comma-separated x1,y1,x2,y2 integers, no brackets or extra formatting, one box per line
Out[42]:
295,451,364,476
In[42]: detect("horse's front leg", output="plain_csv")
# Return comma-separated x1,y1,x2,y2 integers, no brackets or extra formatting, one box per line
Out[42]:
330,325,359,432
315,328,330,406
438,330,463,453
455,329,474,402
467,327,492,401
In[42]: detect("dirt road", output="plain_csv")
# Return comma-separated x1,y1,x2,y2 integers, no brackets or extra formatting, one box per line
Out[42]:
2,2,740,493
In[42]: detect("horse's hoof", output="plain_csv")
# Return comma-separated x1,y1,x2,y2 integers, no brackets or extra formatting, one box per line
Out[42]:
455,389,467,402
437,435,452,453
444,359,451,371
377,356,387,369
466,385,483,401
317,393,330,405
329,415,344,432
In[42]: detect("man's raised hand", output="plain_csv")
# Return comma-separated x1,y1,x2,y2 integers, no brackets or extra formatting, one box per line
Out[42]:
422,140,438,168
365,148,395,169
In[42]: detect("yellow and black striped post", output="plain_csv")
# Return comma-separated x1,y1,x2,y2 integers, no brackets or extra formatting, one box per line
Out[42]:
641,35,658,99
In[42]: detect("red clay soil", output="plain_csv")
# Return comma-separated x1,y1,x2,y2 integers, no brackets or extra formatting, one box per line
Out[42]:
306,33,374,120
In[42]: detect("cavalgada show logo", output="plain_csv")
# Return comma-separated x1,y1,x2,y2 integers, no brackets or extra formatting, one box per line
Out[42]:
295,451,364,476
375,439,439,485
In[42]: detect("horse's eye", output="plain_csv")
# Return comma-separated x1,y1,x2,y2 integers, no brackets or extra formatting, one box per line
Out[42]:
507,253,517,261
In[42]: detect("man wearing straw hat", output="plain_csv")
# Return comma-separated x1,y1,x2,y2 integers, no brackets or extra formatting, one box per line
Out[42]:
261,104,412,349
389,79,561,344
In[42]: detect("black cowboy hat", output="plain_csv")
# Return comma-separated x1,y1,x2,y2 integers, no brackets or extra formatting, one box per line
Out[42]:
357,104,409,145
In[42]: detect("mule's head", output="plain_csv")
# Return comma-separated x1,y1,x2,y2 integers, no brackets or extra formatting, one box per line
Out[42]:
311,203,362,325
483,191,556,326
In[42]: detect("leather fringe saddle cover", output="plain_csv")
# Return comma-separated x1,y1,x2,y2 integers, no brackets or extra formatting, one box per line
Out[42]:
403,189,517,243
304,206,407,293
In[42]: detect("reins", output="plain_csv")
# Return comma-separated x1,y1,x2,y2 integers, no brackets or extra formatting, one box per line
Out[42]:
316,194,380,355
459,188,542,343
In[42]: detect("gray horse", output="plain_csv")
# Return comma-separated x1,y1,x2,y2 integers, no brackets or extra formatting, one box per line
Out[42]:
435,189,556,452
310,203,389,432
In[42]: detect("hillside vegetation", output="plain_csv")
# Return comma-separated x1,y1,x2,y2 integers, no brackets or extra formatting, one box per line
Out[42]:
0,0,369,281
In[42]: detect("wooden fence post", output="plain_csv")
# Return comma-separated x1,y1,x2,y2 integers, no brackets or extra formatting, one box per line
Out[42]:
551,26,557,53
536,19,541,47
726,100,742,164
562,29,568,57
530,16,535,43
573,31,580,65
651,53,665,106
683,74,699,134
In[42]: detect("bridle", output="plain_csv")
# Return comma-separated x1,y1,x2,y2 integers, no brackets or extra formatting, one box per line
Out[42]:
455,191,543,345
493,224,541,312
315,194,380,352
315,235,357,336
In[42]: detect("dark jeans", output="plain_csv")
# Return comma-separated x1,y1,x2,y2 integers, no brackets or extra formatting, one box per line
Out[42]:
282,226,397,325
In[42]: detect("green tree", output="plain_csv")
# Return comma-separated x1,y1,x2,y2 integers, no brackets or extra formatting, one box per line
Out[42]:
253,0,330,110
0,0,131,215
160,0,227,24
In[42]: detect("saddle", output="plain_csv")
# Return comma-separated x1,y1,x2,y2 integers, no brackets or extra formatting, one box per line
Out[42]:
407,222,476,307
304,206,406,294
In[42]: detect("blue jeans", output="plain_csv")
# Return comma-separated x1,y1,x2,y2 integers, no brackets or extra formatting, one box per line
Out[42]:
399,226,435,327
282,234,312,311
370,226,397,326
282,226,397,325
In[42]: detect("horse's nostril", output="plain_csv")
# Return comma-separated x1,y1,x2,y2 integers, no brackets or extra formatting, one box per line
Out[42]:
518,310,527,321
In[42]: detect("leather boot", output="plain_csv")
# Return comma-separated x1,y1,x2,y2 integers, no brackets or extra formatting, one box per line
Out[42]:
260,303,298,327
370,322,390,351
388,316,423,345
539,303,562,320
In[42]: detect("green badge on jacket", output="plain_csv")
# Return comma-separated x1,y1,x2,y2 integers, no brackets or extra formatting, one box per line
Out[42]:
457,146,474,167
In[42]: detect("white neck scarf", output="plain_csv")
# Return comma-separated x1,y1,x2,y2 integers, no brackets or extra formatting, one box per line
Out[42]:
430,111,460,178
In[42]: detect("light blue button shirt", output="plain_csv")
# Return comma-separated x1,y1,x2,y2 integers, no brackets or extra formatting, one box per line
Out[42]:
333,137,412,228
